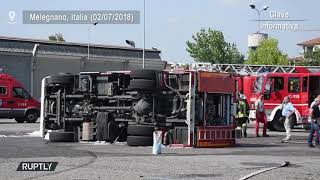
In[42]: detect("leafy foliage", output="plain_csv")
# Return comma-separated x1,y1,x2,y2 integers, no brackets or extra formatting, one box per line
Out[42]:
186,28,244,64
302,48,320,66
246,38,289,65
48,33,65,42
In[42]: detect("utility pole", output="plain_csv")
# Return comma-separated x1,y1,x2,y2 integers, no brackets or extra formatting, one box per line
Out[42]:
87,22,98,60
142,0,146,68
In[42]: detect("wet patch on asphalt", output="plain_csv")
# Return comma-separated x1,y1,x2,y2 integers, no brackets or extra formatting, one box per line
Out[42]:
0,137,97,159
0,131,30,136
151,173,222,179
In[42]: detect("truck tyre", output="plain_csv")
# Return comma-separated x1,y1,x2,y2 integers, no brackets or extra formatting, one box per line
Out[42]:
25,110,38,123
271,112,285,132
127,125,154,136
47,74,74,85
49,132,75,142
15,118,24,123
267,122,274,131
130,70,158,80
96,112,109,141
127,136,153,146
128,79,155,91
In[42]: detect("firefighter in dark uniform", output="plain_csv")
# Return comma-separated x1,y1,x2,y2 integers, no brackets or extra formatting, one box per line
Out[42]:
236,93,249,137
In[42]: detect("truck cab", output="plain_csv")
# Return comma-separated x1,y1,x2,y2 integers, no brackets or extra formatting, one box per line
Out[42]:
248,72,320,131
0,74,40,123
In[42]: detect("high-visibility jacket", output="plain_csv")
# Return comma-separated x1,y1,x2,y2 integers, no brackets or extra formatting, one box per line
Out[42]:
237,100,249,118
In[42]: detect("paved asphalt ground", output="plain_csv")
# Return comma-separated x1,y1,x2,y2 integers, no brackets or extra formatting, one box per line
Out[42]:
0,119,320,180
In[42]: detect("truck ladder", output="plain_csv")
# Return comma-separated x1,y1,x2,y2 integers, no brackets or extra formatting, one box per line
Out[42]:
189,63,320,74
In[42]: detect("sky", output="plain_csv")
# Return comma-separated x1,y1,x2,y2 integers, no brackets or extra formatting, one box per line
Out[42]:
0,0,319,63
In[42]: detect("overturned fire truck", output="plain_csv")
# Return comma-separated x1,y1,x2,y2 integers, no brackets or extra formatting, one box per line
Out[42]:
40,68,238,147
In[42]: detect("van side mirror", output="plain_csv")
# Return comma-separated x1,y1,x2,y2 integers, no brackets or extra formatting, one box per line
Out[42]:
27,94,32,99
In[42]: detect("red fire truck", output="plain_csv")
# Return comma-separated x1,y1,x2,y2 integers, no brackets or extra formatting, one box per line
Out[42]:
192,63,320,131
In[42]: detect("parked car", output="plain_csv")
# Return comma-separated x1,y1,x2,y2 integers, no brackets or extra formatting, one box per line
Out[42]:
0,73,40,123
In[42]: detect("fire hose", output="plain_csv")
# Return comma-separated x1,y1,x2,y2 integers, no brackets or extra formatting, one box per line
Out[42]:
238,161,290,180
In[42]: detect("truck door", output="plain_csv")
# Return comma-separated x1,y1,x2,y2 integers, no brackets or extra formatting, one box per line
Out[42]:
270,77,285,103
0,85,11,118
11,87,31,118
287,77,301,105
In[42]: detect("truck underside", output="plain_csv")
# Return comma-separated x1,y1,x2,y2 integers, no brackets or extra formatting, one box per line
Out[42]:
42,70,190,146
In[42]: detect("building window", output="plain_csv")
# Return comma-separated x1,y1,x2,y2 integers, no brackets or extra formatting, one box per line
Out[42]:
288,77,300,93
0,87,7,96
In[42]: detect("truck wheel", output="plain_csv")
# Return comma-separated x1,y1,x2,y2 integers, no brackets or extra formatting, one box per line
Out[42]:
128,79,155,91
127,125,154,136
49,132,76,142
127,136,153,146
15,118,24,123
271,112,285,132
267,122,274,131
25,110,38,123
47,74,74,85
130,70,158,80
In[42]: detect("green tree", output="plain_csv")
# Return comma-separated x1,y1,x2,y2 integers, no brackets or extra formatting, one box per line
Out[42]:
186,28,244,64
48,33,65,42
302,48,320,66
246,38,289,65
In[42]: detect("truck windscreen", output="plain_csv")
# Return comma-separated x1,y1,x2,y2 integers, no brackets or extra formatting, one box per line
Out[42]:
254,76,264,93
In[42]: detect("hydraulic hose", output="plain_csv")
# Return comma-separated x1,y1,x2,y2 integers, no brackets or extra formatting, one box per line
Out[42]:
163,74,184,118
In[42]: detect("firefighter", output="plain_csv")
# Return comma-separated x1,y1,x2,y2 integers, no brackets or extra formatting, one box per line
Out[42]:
236,93,249,137
255,93,269,137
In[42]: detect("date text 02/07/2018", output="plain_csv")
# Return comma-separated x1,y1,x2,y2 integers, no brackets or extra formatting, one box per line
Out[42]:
23,10,140,24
